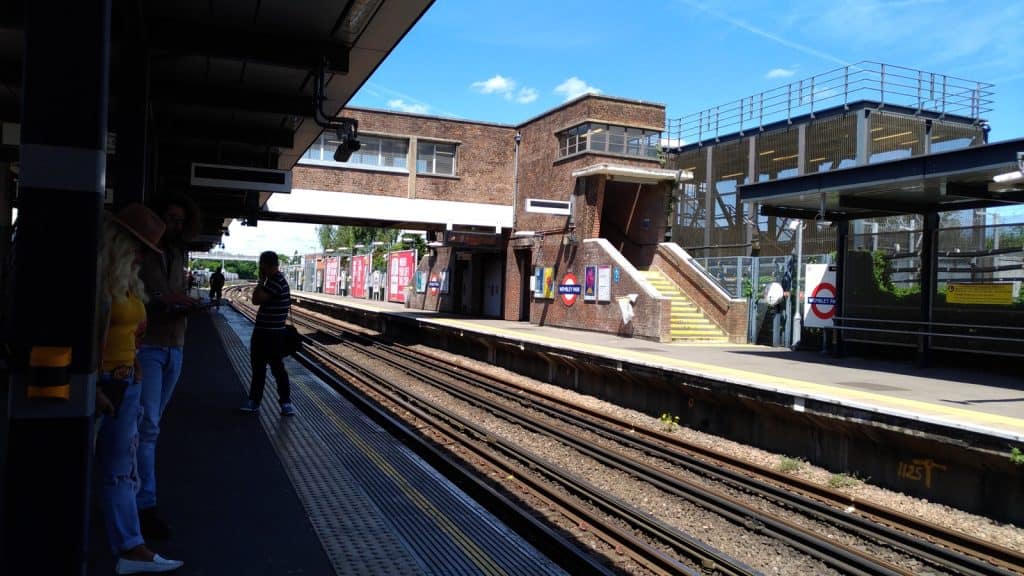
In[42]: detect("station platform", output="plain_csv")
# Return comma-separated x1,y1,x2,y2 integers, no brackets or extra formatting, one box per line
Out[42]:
295,291,1024,443
87,309,568,575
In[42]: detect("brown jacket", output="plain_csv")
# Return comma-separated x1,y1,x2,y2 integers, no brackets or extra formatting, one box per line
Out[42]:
139,239,188,347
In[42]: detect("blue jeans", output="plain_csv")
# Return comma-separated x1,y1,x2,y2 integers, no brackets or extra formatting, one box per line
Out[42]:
136,345,183,510
97,379,144,555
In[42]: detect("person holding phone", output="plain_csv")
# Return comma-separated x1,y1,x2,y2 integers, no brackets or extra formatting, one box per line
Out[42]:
97,204,184,574
239,251,295,416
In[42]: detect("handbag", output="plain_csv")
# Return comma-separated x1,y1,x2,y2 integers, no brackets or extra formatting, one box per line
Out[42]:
283,324,302,356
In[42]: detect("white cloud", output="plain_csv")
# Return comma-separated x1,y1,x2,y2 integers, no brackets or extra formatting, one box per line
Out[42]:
471,75,516,95
765,67,797,79
387,99,429,114
516,87,538,104
554,77,601,101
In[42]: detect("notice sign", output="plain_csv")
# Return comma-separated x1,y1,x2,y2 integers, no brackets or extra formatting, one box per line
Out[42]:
946,283,1016,305
597,265,611,302
803,263,837,328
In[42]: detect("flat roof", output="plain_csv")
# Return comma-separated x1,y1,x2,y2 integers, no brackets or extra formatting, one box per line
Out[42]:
738,138,1024,221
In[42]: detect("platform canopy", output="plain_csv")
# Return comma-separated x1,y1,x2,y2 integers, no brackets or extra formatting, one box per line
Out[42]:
739,138,1024,221
0,0,434,246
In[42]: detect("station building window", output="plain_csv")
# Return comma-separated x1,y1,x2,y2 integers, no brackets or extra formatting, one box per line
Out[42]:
300,133,409,171
557,123,660,160
417,141,456,176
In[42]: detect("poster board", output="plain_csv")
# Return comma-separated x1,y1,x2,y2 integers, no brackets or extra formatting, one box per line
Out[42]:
584,265,597,302
350,254,369,299
803,263,836,328
324,256,339,294
387,249,416,303
415,270,427,293
542,267,555,299
533,267,544,298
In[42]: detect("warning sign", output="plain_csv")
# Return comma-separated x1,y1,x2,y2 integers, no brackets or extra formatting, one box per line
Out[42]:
946,283,1015,305
804,264,837,328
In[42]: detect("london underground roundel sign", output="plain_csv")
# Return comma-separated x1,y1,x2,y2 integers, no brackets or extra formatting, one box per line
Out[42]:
558,273,582,306
808,282,837,321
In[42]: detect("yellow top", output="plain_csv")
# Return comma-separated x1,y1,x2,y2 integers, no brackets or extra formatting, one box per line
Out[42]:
102,294,146,372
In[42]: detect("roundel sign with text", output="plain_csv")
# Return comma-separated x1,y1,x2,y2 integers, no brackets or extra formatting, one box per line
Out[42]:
428,274,439,295
809,282,836,320
803,264,837,328
558,272,582,306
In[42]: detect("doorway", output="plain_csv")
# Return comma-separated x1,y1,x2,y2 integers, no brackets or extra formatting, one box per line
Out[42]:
515,249,531,321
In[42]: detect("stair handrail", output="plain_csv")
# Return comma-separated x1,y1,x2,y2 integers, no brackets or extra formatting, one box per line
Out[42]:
659,243,739,303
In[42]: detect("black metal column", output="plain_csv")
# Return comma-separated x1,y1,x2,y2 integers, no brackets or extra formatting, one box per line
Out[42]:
3,0,110,573
834,220,849,357
113,2,150,208
917,212,939,367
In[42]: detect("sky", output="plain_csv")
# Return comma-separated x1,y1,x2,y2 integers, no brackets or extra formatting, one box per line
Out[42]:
221,0,1024,257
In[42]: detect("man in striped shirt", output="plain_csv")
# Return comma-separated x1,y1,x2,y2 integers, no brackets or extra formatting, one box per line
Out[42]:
240,251,296,416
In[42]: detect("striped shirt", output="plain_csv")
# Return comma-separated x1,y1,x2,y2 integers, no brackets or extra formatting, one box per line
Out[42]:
255,271,290,331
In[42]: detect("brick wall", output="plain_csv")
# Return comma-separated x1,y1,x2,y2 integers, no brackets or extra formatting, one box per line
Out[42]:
293,107,516,205
405,248,454,312
506,237,667,341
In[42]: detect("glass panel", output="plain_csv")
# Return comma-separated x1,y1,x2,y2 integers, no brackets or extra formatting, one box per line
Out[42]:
608,126,626,154
869,111,926,163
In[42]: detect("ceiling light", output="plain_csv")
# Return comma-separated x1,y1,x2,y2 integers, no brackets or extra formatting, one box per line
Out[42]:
873,131,912,142
993,170,1023,184
808,157,826,163
758,149,775,156
772,154,798,162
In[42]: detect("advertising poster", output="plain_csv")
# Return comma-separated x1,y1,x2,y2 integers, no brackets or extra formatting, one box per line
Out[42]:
542,267,555,299
416,270,427,293
584,265,597,302
439,267,450,293
387,249,416,303
533,267,544,298
597,265,611,302
350,254,369,299
324,256,339,295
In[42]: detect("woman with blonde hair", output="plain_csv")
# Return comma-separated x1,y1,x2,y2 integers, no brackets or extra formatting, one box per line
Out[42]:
96,203,184,574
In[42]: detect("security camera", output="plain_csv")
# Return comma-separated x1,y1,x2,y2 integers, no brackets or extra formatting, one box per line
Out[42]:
333,118,361,163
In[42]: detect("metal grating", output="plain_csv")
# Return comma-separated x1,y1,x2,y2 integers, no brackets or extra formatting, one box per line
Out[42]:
214,310,565,575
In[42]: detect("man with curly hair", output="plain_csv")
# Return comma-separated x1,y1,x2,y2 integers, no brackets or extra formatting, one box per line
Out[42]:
135,195,200,540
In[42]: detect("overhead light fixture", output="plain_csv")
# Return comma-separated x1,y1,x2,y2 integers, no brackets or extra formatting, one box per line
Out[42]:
427,241,444,248
758,149,775,156
771,154,798,162
993,152,1024,184
873,130,912,142
512,230,536,238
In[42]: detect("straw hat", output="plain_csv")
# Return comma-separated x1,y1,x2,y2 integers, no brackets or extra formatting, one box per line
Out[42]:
112,203,165,254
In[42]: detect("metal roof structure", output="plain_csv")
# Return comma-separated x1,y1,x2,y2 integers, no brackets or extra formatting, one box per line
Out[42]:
0,0,433,247
739,138,1024,221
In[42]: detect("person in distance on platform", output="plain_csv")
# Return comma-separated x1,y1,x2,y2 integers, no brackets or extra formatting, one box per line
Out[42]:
240,251,296,416
209,267,225,309
96,204,185,574
135,194,201,540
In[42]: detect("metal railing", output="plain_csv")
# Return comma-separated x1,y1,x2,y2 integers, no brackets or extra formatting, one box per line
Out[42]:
665,62,994,146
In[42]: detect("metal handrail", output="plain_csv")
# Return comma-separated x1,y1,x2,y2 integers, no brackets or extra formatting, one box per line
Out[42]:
830,324,1024,344
834,316,1024,331
665,61,994,145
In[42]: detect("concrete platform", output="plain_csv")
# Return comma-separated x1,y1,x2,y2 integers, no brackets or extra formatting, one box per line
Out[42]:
87,310,568,575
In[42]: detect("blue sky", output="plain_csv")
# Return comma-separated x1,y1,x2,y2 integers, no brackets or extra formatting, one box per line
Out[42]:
222,0,1024,257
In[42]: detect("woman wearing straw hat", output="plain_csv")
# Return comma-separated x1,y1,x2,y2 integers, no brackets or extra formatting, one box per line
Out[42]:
96,203,184,574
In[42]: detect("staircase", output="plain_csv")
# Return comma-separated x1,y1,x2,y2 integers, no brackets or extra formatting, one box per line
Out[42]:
640,269,728,343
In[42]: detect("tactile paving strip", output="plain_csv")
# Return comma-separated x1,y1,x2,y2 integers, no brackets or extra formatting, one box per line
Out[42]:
215,309,565,576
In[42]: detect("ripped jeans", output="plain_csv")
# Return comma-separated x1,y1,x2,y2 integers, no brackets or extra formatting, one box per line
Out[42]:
96,377,144,555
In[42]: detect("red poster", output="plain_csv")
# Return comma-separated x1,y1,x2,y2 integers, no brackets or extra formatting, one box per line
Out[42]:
387,250,416,303
350,255,369,299
324,256,339,295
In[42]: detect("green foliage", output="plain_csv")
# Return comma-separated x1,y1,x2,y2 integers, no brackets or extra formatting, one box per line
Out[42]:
190,258,257,279
659,412,680,432
778,456,804,473
1011,447,1024,465
828,472,861,489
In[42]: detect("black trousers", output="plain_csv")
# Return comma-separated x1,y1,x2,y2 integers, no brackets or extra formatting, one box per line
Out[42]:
249,329,290,405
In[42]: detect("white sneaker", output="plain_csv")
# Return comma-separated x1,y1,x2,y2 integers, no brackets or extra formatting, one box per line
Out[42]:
280,402,297,417
239,399,259,413
115,553,184,574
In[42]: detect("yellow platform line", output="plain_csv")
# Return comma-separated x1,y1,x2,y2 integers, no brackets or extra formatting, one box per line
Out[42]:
425,317,1024,440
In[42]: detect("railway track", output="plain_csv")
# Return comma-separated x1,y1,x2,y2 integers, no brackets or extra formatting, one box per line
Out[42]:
227,287,1024,575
